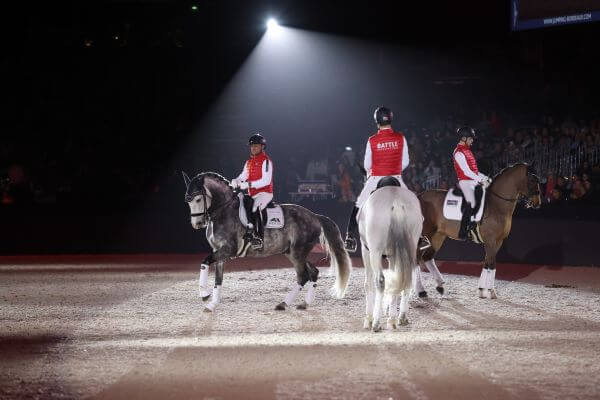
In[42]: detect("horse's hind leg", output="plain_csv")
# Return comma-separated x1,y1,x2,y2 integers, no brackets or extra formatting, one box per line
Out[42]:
278,245,311,310
387,294,399,329
361,244,375,329
397,290,409,326
370,250,385,332
297,262,319,310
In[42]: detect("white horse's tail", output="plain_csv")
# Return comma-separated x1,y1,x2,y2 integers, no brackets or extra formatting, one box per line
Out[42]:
384,197,420,296
317,215,352,298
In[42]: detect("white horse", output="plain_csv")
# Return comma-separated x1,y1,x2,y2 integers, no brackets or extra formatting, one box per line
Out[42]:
359,181,423,332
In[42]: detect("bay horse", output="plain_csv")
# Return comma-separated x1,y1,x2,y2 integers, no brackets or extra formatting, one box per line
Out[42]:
359,182,422,332
417,163,541,299
183,171,352,312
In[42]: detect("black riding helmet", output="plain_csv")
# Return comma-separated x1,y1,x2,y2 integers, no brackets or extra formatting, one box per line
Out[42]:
457,126,477,140
374,106,393,126
248,133,267,148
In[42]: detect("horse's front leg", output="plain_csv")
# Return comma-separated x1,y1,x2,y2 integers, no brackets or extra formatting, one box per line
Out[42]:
424,258,446,295
199,253,214,301
204,261,225,312
479,240,502,299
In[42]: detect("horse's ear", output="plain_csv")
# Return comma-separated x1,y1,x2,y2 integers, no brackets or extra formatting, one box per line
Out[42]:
182,171,191,187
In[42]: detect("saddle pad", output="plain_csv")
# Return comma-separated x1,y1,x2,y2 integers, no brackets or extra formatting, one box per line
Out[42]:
442,187,486,222
238,193,284,229
264,206,284,229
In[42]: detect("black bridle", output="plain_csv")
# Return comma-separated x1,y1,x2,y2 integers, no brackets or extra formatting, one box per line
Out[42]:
488,172,540,208
185,186,237,222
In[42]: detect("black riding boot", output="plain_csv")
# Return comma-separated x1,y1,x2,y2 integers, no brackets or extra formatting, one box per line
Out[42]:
458,206,474,240
344,206,359,252
251,210,264,251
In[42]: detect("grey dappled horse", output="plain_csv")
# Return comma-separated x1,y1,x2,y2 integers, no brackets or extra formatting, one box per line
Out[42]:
183,171,352,312
359,182,422,332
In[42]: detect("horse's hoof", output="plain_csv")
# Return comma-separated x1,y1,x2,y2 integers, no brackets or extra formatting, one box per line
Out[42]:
436,286,444,295
201,294,211,302
203,306,213,313
418,291,428,298
363,317,373,330
398,313,409,326
372,323,382,333
478,288,487,299
489,289,497,299
275,302,287,311
296,302,308,310
386,318,397,330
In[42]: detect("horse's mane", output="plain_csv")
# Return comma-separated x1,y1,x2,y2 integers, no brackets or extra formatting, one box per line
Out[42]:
493,162,528,180
195,171,230,185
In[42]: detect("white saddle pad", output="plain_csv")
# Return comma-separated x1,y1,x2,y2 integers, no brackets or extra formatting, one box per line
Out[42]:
442,187,486,222
238,193,284,229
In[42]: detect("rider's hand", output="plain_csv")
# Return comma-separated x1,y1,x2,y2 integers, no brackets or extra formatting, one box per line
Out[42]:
239,181,249,190
230,179,240,189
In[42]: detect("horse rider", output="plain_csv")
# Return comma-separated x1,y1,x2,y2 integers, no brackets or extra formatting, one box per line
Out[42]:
230,133,273,250
344,106,410,252
453,126,491,240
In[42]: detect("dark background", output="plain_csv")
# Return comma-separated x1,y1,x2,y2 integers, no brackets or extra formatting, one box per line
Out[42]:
2,1,600,265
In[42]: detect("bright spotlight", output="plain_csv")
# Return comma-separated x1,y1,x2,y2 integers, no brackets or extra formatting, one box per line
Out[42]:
266,18,280,31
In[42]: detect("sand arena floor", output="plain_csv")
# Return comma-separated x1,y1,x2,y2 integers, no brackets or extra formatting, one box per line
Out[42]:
1,255,599,399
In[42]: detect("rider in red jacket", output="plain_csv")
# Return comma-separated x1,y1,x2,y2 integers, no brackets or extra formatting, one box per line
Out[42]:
453,126,491,239
230,133,273,250
344,106,409,252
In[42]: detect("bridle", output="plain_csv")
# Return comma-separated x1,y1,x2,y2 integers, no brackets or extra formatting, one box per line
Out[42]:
185,185,237,223
488,171,540,208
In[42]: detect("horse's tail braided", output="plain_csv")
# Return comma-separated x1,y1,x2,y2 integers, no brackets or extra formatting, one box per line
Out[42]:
317,214,352,298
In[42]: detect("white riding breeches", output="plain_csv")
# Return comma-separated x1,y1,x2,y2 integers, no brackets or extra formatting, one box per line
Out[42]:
458,179,478,208
356,175,405,209
252,191,273,212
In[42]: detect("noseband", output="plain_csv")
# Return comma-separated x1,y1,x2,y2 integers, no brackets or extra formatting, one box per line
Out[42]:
186,189,211,219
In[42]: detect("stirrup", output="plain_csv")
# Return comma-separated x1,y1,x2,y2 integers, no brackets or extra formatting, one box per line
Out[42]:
250,236,264,251
344,235,357,253
418,236,431,251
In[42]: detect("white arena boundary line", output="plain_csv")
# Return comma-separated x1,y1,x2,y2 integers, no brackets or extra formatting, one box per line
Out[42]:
83,330,600,349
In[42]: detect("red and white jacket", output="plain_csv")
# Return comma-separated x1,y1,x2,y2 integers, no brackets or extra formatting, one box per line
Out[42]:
364,128,409,177
235,152,273,197
453,144,486,182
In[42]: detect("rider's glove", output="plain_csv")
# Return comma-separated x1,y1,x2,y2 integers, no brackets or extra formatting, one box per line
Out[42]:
230,178,240,189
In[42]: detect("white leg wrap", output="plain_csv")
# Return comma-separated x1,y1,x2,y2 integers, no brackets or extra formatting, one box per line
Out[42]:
478,268,487,289
205,286,221,311
414,268,426,294
485,268,496,290
424,259,445,285
388,295,399,318
285,284,303,306
373,290,383,325
199,264,211,297
305,282,317,305
399,291,409,315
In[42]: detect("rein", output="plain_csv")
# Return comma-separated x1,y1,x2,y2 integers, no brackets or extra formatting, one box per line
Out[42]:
488,189,519,203
487,172,540,204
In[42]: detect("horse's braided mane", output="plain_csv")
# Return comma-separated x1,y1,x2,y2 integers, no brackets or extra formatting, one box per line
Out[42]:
195,171,230,185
